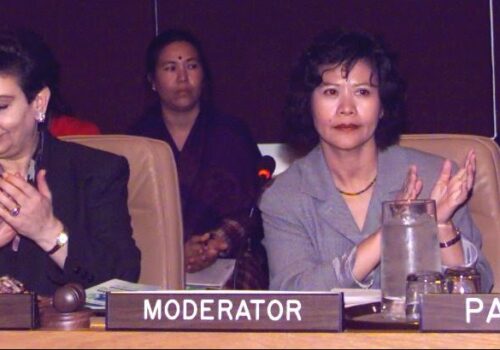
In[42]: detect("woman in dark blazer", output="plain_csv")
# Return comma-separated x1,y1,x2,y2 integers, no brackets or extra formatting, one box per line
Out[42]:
0,29,140,295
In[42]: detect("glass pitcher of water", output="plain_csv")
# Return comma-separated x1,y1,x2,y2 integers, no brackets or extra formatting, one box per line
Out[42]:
381,199,442,319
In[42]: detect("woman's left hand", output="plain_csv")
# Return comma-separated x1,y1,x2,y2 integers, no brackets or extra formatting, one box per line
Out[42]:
431,150,476,224
0,170,62,248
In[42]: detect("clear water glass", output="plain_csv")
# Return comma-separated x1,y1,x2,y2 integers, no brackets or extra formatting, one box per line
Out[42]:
405,271,445,321
381,199,442,320
444,267,481,294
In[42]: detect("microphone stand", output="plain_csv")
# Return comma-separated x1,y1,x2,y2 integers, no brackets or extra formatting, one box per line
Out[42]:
232,160,275,289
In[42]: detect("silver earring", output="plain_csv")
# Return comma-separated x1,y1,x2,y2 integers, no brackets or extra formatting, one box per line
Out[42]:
36,111,46,123
151,85,156,91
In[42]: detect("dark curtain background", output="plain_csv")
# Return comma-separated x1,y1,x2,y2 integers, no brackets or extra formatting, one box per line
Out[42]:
0,0,497,143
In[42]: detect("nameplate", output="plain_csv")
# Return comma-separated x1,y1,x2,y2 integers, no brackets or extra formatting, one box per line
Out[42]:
421,294,500,332
0,293,37,329
106,291,343,331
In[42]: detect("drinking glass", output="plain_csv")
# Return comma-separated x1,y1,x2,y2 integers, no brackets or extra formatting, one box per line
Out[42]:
444,267,481,294
381,199,442,319
405,271,445,321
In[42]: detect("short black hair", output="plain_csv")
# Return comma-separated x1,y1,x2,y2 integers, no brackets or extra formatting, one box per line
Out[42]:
146,28,213,109
285,28,406,154
0,28,68,120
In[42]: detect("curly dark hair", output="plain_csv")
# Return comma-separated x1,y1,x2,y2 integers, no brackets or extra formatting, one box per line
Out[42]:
0,28,70,124
146,28,213,110
285,28,406,154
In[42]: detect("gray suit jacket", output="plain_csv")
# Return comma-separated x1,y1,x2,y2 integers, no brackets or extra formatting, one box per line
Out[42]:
259,145,493,292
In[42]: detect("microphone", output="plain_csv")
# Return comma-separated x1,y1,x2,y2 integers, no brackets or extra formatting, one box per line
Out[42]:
249,155,276,219
257,155,276,187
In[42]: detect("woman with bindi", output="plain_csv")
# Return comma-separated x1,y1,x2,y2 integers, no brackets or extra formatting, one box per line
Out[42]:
132,29,268,289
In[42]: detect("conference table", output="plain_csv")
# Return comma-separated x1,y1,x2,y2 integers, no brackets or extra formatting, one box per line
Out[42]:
3,287,500,349
1,317,500,349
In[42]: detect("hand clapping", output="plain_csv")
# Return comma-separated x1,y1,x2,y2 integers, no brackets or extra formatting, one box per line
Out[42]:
398,150,476,224
0,220,16,248
431,150,476,224
397,164,423,201
0,169,62,249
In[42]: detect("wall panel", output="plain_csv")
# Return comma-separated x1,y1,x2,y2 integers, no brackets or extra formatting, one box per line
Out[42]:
158,0,495,142
0,0,495,143
0,0,154,132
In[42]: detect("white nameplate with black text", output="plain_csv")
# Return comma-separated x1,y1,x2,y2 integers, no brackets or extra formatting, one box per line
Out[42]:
106,291,343,331
421,294,500,332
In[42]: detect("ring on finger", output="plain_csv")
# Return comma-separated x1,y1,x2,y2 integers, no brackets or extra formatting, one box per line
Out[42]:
9,205,21,217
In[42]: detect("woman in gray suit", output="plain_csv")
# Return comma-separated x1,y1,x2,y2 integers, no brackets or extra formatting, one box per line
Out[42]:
259,29,493,292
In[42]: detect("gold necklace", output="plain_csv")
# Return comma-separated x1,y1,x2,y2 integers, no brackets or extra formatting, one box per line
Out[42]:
336,176,377,196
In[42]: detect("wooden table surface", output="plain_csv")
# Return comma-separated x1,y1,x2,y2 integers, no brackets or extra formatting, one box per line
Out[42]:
1,318,500,349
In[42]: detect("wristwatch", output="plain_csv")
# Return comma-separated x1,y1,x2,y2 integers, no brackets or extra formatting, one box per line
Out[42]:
47,229,69,255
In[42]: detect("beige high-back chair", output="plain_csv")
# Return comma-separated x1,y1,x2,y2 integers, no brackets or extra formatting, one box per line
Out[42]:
400,134,500,292
62,135,184,290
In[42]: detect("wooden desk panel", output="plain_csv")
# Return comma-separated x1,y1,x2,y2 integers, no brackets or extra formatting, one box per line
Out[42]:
1,331,500,349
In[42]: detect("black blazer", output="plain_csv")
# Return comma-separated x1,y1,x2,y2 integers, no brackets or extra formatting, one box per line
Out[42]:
0,133,141,295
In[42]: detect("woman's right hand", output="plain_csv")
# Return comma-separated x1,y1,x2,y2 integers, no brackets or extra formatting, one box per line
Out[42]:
184,232,228,273
0,220,16,248
396,165,423,201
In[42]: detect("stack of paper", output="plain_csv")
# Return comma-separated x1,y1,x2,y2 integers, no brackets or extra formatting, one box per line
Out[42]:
85,279,163,310
186,258,236,290
330,288,381,307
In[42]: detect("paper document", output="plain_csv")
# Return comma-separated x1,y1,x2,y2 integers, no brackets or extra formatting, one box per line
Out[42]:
85,279,163,310
186,258,236,289
330,288,381,307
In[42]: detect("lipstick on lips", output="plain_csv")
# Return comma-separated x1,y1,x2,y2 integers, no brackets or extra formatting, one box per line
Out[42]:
333,123,360,131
